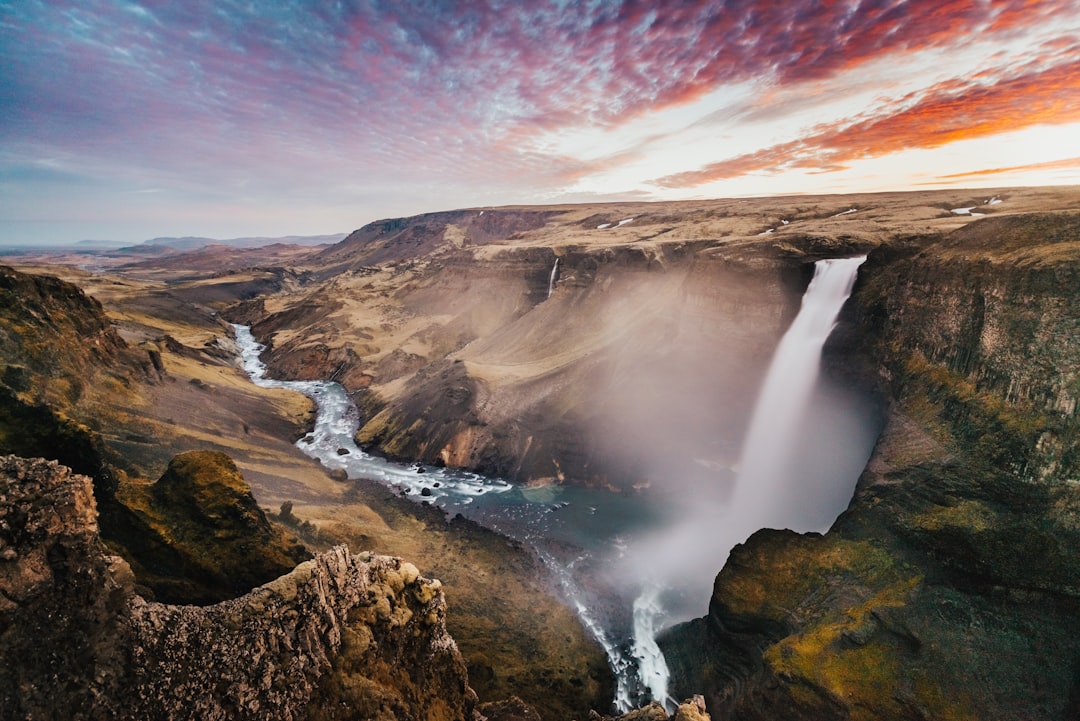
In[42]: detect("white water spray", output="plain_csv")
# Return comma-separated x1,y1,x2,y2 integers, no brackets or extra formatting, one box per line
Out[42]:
547,257,560,298
625,255,867,709
630,584,672,707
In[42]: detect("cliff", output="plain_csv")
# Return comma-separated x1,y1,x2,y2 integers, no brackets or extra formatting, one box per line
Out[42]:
0,266,311,605
233,210,828,489
0,455,476,721
660,212,1080,719
0,263,618,720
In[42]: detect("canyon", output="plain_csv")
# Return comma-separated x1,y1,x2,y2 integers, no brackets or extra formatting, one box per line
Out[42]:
1,185,1078,719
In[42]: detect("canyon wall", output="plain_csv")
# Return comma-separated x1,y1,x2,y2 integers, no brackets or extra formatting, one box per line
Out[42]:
660,213,1080,720
242,217,845,489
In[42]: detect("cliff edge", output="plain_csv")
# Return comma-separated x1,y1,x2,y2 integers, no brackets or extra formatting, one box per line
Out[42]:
0,455,476,721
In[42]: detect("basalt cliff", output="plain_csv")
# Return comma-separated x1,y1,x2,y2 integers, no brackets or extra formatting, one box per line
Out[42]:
659,213,1080,719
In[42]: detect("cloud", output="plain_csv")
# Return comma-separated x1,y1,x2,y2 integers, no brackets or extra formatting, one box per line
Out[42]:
2,0,1079,242
933,155,1080,179
653,57,1080,188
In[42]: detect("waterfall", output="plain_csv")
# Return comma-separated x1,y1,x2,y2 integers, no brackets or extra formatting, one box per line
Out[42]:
547,257,560,298
733,255,867,518
625,255,867,711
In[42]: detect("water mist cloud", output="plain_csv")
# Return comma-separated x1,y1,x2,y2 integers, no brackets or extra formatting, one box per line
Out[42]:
605,257,880,631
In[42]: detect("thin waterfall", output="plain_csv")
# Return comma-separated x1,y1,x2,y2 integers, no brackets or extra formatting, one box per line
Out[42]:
547,257,560,298
625,255,867,711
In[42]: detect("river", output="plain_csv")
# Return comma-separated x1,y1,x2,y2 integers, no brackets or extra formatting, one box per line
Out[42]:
232,323,666,709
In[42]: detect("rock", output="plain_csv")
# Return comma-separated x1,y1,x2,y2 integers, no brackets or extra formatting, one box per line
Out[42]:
329,468,348,481
477,696,542,721
592,697,711,721
118,450,310,604
0,455,478,720
673,696,709,721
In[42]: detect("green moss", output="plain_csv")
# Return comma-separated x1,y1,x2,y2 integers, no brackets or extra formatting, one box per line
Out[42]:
911,499,997,534
901,352,1047,473
714,531,907,623
117,450,311,604
761,575,988,721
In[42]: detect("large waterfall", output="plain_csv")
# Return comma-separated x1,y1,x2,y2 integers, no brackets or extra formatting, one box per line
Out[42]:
625,255,867,710
733,255,867,519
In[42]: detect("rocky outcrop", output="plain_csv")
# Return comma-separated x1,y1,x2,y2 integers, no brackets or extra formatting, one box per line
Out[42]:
661,213,1080,720
0,455,476,721
312,208,558,272
114,450,311,604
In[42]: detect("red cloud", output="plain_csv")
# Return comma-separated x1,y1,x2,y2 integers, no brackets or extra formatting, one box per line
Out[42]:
654,58,1080,187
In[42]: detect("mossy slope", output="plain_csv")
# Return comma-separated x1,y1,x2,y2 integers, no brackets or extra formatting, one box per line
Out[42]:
116,450,310,604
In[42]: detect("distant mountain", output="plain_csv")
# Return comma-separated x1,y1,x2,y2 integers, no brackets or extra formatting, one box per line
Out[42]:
75,239,130,249
131,233,346,251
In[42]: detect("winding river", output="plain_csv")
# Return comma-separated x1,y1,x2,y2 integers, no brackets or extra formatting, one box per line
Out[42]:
233,324,664,709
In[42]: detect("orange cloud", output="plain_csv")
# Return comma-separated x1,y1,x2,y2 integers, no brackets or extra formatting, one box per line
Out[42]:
654,58,1080,188
934,156,1080,179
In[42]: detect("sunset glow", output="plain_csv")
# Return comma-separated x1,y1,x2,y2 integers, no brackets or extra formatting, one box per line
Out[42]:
2,0,1079,244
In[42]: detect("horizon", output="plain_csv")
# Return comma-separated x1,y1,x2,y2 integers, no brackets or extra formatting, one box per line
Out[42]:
3,0,1080,246
0,182,1073,249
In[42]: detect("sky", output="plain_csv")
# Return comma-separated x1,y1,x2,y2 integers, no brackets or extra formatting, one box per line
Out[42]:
2,0,1080,246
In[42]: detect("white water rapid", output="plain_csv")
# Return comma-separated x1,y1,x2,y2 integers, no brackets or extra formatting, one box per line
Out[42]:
232,323,657,712
625,255,868,711
548,257,560,298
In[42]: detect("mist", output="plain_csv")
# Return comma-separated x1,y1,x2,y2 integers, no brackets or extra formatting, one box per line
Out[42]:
575,257,881,706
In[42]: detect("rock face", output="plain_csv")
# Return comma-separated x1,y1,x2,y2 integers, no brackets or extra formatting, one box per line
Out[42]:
0,455,476,721
0,264,153,409
114,450,311,604
660,213,1080,719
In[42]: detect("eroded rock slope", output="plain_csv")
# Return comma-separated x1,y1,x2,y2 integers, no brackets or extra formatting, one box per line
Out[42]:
0,455,475,721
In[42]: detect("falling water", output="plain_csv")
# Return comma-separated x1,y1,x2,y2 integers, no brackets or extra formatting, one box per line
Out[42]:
232,257,869,713
626,255,867,710
733,255,867,517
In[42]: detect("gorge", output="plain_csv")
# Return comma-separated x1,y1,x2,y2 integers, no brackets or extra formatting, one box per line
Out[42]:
2,186,1079,720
